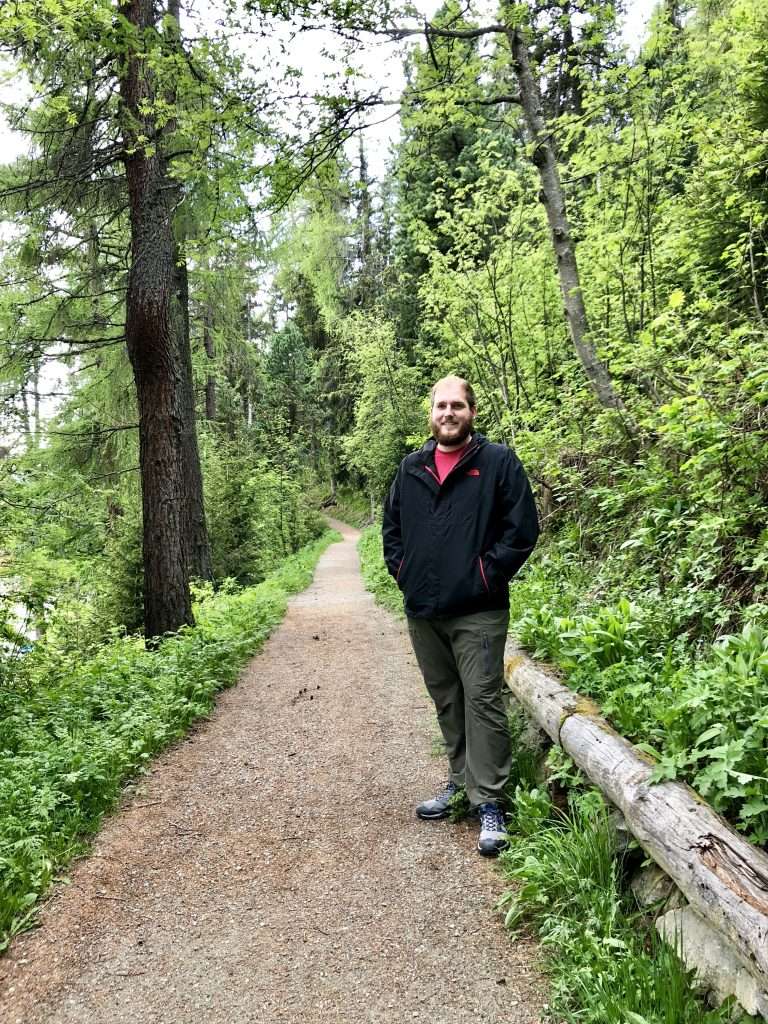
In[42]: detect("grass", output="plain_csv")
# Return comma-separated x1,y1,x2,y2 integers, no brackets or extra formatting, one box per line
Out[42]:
0,530,339,952
357,525,404,617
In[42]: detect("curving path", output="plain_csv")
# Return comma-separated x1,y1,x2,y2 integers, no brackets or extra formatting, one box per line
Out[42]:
0,521,545,1024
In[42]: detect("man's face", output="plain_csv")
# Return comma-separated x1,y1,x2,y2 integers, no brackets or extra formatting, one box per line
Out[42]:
430,381,476,448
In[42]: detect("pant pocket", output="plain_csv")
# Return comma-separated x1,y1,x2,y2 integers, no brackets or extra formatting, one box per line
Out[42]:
482,631,492,676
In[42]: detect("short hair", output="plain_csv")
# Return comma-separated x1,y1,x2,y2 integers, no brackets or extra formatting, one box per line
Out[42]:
430,375,476,409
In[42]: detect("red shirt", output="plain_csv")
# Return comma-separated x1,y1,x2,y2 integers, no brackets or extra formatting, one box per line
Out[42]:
434,441,469,484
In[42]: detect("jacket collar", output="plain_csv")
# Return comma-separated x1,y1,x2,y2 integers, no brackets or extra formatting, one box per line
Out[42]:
407,434,486,491
416,432,486,466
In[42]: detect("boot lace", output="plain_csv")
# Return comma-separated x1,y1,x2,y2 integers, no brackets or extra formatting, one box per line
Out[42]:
479,804,505,834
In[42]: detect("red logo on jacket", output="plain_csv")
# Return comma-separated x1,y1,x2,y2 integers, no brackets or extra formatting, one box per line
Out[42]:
466,468,480,477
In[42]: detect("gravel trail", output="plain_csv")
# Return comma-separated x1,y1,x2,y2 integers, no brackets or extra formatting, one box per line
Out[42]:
0,521,545,1024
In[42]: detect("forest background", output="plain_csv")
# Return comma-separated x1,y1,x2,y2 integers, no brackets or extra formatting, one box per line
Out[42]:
1,0,768,1003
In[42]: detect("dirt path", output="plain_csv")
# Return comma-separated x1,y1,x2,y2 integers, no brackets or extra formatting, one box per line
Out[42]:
0,522,545,1024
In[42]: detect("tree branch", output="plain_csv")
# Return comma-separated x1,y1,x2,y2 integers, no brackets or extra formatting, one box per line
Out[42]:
376,23,507,41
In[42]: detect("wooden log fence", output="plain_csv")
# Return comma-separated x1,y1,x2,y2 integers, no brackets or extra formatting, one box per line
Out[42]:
505,644,768,1019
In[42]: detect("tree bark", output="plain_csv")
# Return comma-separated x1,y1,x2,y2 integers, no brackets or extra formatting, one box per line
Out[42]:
176,256,213,582
506,24,631,421
118,0,207,635
203,306,217,422
356,136,373,306
31,359,41,446
164,0,213,584
506,646,768,1003
20,386,31,447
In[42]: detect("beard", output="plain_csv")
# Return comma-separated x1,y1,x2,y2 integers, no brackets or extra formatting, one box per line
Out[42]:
431,418,473,448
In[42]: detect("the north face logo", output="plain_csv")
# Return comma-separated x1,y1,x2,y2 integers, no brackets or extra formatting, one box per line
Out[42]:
466,468,480,476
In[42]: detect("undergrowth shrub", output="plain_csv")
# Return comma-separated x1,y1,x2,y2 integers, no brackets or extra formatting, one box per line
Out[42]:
511,555,768,843
358,526,403,617
203,435,325,585
0,531,338,951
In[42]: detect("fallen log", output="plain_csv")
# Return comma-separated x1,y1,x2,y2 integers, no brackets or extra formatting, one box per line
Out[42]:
505,645,768,1016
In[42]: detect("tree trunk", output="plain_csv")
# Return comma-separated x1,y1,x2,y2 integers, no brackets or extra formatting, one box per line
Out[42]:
506,646,768,1006
20,386,31,447
665,0,683,30
21,359,41,449
117,0,206,635
165,0,212,584
203,307,217,421
356,136,373,306
506,24,631,422
176,257,213,582
31,358,41,446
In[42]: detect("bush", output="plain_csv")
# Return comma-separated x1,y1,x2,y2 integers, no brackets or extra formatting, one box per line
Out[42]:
357,525,403,617
326,486,372,529
202,433,325,585
512,553,768,843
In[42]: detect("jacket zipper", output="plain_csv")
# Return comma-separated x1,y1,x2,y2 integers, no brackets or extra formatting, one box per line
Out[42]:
478,556,490,593
454,441,479,472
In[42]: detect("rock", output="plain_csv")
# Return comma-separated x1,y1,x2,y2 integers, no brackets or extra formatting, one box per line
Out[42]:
607,809,633,854
631,862,685,912
657,905,768,1018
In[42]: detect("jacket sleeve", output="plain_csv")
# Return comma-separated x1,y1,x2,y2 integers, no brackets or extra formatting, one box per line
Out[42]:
483,450,539,586
382,463,405,579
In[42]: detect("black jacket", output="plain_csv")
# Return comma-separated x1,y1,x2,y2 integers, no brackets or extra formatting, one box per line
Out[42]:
382,433,539,619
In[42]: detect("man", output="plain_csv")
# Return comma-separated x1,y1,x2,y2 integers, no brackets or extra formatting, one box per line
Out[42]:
382,376,539,855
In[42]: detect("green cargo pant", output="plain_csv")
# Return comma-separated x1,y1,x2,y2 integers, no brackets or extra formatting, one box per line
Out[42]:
407,609,511,809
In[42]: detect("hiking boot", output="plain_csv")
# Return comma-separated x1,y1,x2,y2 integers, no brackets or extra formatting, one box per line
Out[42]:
476,802,508,856
416,781,461,820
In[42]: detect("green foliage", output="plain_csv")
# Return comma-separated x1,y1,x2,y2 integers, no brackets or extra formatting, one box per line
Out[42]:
0,531,337,950
447,785,470,823
3,0,768,1011
0,423,323,657
0,441,145,650
323,485,371,529
392,0,493,353
512,543,768,842
416,135,566,443
501,5,768,834
268,161,369,493
340,312,426,500
202,431,324,585
357,525,403,618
